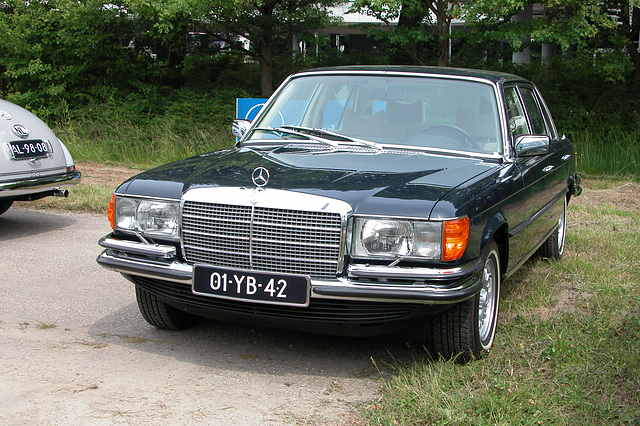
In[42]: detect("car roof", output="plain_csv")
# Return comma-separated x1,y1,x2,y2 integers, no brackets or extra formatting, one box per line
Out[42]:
293,65,530,85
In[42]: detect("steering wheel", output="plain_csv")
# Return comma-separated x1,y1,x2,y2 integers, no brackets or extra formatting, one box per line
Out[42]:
418,124,478,148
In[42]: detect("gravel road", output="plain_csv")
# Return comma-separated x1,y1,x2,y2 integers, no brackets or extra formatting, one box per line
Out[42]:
0,208,415,424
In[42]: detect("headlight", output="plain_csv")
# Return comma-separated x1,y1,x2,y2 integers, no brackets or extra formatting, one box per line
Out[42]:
352,217,469,261
113,196,180,240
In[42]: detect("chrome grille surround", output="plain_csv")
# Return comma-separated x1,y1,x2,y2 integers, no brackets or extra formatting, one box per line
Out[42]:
180,187,352,278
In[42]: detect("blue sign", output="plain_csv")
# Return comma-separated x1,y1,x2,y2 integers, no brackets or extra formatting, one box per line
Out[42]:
236,98,268,120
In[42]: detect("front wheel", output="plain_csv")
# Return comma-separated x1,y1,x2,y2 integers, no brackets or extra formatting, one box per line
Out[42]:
135,283,201,330
0,200,13,216
431,239,501,362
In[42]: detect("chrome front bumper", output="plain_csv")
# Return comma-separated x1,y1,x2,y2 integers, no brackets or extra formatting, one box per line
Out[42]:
97,235,483,305
0,170,82,199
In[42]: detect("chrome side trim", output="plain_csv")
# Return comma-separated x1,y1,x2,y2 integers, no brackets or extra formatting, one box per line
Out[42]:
348,258,483,280
98,236,177,259
312,275,481,304
97,251,192,282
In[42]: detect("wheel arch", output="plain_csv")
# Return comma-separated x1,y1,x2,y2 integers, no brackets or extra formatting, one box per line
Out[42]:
481,212,509,278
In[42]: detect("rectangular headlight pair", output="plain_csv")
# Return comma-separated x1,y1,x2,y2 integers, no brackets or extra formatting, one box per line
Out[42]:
352,216,469,261
109,195,180,240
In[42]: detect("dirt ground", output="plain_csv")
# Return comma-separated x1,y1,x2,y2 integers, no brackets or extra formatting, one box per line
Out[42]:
75,161,143,188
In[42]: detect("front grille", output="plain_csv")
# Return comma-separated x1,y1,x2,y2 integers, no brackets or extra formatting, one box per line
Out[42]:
181,199,344,278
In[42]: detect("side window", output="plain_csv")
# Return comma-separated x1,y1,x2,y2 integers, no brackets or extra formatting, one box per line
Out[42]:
504,86,529,137
519,87,548,135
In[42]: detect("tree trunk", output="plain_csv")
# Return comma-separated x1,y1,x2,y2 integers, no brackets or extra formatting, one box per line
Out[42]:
391,0,426,64
431,0,450,66
622,2,640,89
257,0,277,97
436,7,448,66
259,41,274,97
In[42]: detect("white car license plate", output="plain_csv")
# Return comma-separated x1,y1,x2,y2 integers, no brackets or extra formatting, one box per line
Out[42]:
9,140,51,160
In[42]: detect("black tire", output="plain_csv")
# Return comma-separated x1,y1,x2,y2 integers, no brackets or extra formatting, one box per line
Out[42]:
0,200,13,216
537,197,567,261
432,239,501,362
135,283,201,330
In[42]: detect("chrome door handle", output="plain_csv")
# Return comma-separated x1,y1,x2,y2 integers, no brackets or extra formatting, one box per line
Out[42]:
543,165,554,173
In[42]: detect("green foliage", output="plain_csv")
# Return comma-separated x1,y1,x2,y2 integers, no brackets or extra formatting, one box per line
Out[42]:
460,0,617,51
0,0,164,118
491,52,639,136
126,0,342,95
0,0,638,180
349,0,458,65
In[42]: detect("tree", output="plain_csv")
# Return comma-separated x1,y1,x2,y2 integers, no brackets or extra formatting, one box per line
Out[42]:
130,0,340,97
460,1,618,55
349,0,459,66
0,0,153,115
609,1,640,88
461,1,640,86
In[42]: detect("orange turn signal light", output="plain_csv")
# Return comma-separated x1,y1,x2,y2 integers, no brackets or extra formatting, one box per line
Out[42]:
107,194,116,230
442,217,470,261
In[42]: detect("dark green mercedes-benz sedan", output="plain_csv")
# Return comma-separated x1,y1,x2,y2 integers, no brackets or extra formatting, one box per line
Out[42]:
97,66,582,361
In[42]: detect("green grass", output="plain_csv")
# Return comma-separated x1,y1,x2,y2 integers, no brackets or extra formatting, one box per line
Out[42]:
50,97,640,181
366,180,640,425
55,117,233,168
18,176,126,213
574,131,640,181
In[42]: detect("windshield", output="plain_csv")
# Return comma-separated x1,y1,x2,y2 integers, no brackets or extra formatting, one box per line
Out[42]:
249,74,503,155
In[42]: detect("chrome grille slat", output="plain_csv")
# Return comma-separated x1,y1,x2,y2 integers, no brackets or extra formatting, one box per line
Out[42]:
181,194,346,279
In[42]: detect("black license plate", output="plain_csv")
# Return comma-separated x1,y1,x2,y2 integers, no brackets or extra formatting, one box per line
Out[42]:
193,265,310,307
9,140,51,160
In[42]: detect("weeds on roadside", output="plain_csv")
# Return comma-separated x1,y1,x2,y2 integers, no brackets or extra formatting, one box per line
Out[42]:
35,320,58,330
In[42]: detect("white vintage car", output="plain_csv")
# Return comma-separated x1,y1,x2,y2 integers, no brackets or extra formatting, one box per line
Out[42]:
0,100,81,215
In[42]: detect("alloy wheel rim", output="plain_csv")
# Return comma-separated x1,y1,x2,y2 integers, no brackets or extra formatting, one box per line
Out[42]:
478,254,497,345
557,202,566,255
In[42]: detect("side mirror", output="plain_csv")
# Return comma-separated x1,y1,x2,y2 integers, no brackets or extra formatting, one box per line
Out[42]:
232,119,252,139
515,135,550,157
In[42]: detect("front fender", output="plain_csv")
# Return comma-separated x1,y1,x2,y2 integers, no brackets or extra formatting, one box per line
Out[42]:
481,211,509,273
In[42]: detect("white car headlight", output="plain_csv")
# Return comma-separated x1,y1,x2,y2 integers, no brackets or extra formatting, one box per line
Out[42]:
114,197,180,240
352,218,442,259
352,216,470,261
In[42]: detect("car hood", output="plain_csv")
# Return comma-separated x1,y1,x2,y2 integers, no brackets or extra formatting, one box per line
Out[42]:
117,146,500,218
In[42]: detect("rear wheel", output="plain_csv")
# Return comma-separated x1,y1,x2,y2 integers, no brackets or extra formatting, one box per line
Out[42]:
0,200,13,216
431,239,501,362
135,283,201,330
537,197,567,261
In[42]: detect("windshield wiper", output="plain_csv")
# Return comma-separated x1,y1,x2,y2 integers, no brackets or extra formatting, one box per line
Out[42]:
280,125,382,151
249,126,340,148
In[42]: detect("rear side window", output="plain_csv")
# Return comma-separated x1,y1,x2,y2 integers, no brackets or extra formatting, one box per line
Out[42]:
519,87,548,135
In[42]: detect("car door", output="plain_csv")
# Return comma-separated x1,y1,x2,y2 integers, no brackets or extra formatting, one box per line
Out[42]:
504,84,559,272
527,85,575,209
